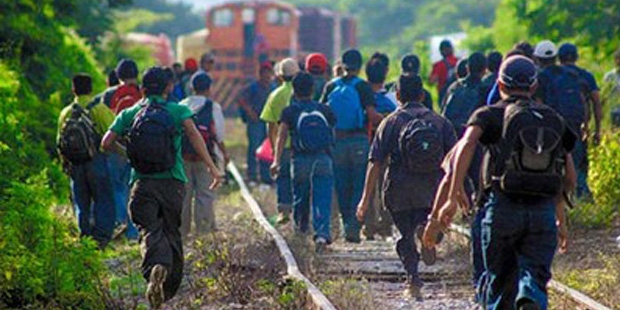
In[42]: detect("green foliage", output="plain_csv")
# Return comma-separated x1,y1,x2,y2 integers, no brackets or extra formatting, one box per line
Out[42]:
0,173,106,309
581,133,620,228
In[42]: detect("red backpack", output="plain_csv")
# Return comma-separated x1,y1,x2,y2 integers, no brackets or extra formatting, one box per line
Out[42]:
110,84,142,114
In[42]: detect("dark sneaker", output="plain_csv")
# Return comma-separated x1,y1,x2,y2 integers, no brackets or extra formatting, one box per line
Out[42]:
416,226,436,266
315,237,328,254
146,264,167,309
344,235,361,243
518,300,540,310
276,211,291,225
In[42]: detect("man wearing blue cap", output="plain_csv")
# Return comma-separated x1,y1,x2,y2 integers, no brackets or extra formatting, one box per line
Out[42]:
180,72,228,237
558,43,601,200
438,55,575,310
101,67,224,309
320,49,382,242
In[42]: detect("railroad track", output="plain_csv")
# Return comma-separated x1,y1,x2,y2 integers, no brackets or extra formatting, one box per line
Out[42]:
227,161,611,310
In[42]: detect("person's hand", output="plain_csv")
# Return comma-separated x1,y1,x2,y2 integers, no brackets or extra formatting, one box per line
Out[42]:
558,221,569,254
223,153,231,165
422,219,445,249
209,168,225,190
356,199,369,222
270,161,280,179
438,199,459,228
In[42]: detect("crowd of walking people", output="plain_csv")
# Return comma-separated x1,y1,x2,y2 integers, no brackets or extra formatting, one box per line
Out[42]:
56,39,620,309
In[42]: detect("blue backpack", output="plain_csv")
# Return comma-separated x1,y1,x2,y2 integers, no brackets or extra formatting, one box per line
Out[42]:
375,91,397,115
442,80,484,135
293,103,333,153
127,100,177,174
327,77,365,131
542,66,587,128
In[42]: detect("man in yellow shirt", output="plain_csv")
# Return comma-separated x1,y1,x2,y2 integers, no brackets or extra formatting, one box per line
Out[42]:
260,58,299,224
57,73,116,249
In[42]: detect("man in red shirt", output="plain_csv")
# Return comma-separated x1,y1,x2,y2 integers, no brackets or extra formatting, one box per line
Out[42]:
430,40,459,105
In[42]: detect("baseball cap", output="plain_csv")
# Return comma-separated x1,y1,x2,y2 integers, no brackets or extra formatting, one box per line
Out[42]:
558,43,578,61
116,59,138,80
401,54,420,74
200,52,215,64
191,72,212,92
185,58,198,71
305,53,328,74
142,66,168,95
342,49,363,71
533,40,557,58
292,72,314,97
277,58,300,77
498,55,538,89
260,61,273,71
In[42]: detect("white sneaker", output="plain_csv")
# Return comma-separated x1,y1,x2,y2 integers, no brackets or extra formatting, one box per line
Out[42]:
315,237,328,254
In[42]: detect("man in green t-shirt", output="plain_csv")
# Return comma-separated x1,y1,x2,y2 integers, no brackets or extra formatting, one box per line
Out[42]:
101,67,223,309
260,58,299,224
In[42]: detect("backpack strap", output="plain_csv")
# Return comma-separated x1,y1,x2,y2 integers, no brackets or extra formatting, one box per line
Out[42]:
86,98,100,111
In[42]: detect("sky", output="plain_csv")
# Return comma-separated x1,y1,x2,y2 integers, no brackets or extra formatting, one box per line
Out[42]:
168,0,229,12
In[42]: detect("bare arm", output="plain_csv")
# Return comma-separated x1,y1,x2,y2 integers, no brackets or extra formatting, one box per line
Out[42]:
183,119,223,185
267,122,278,151
270,123,289,178
365,106,384,127
101,130,118,152
239,98,258,122
355,160,383,221
591,90,602,145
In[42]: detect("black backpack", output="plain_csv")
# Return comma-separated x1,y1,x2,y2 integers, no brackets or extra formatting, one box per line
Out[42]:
398,109,444,174
182,100,216,158
58,101,101,165
493,99,567,198
127,100,177,174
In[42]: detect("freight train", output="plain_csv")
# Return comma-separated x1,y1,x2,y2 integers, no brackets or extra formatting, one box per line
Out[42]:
177,0,357,111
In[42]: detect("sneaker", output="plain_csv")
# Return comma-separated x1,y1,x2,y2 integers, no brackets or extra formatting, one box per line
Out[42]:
518,300,540,310
146,264,167,309
416,226,436,266
403,281,422,301
344,235,361,244
276,211,290,225
315,237,328,254
248,181,258,188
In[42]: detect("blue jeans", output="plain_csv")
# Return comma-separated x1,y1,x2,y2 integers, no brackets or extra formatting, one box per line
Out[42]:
107,153,138,239
572,138,592,199
332,135,369,240
277,148,293,213
390,208,430,286
472,204,486,290
70,152,116,247
291,153,333,241
246,121,271,183
480,193,557,310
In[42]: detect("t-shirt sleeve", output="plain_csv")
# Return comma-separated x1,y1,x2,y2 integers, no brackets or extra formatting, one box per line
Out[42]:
260,92,279,122
320,105,337,127
467,106,501,145
584,71,599,92
356,80,376,108
279,105,295,128
110,109,131,135
369,117,392,163
320,81,335,104
212,103,225,142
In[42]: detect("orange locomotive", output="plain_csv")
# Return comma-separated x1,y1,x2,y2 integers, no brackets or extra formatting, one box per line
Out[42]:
203,0,356,110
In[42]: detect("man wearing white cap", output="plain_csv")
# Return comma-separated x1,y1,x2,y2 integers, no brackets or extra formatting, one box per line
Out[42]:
261,58,300,224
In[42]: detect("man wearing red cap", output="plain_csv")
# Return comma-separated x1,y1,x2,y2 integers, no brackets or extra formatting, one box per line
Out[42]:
305,53,329,101
180,58,199,98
